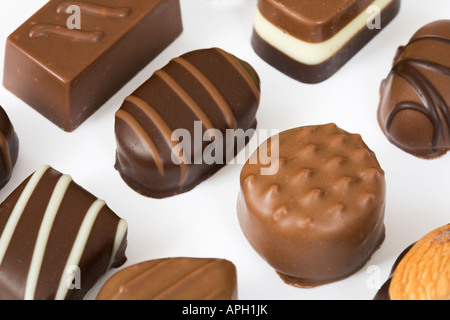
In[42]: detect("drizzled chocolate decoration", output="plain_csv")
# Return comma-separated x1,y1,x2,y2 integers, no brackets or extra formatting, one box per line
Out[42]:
0,106,19,189
3,0,183,132
0,165,128,300
115,48,260,198
378,20,450,158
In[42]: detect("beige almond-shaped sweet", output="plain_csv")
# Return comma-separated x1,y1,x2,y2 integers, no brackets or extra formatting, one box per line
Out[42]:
389,225,450,300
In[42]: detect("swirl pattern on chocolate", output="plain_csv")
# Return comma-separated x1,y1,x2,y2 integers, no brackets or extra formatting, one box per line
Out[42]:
378,20,450,158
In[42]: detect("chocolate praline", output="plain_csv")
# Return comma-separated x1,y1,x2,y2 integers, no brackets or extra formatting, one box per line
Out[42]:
378,20,450,159
114,48,261,198
237,124,386,287
0,165,128,300
96,258,238,300
252,0,401,83
0,105,19,189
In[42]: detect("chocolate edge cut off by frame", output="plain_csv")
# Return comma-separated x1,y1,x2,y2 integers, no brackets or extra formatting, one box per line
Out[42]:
377,20,450,159
0,165,128,300
0,106,19,190
374,223,450,300
3,0,183,132
96,258,238,300
114,47,261,199
251,0,401,84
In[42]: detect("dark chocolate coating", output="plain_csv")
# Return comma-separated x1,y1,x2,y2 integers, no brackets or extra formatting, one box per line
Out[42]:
237,124,386,288
97,258,238,300
378,20,450,158
252,0,401,84
3,0,183,132
373,244,414,300
0,106,19,189
0,165,128,300
114,48,261,198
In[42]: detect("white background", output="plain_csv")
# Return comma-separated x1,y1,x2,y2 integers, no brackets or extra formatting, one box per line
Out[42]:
0,0,448,300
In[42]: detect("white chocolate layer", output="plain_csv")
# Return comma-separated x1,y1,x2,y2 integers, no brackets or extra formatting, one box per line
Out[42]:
254,0,394,65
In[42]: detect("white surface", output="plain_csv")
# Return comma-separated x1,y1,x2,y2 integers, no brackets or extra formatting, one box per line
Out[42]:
0,0,448,301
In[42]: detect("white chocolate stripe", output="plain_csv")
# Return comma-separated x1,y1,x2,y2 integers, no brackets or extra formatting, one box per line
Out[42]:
24,174,72,300
0,165,50,266
254,0,394,65
109,219,128,268
54,199,106,300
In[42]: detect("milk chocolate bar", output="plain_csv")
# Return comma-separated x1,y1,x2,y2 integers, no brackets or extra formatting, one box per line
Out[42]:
3,0,183,132
0,165,128,300
237,124,386,287
97,258,238,300
252,0,401,83
378,20,450,159
0,106,19,189
115,48,261,198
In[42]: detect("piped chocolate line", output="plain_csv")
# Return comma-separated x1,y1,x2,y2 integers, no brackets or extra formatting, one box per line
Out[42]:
29,24,104,43
124,95,188,184
386,57,450,150
56,1,132,19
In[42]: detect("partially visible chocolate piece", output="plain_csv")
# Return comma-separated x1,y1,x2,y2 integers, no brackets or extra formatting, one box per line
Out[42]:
3,0,183,131
96,258,238,300
374,224,449,300
252,0,401,83
237,124,386,288
114,48,261,198
378,20,450,159
0,165,128,300
0,106,19,189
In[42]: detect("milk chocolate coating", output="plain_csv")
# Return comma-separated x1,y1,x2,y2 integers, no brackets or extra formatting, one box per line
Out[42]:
378,20,450,159
237,124,386,288
252,0,401,84
3,0,183,132
115,48,261,198
0,165,128,300
96,258,238,300
0,106,19,189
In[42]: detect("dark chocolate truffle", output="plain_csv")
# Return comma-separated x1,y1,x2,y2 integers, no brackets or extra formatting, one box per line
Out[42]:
0,165,128,300
0,106,19,189
378,20,450,159
252,0,401,83
237,124,386,288
3,0,183,132
114,48,261,198
96,258,238,300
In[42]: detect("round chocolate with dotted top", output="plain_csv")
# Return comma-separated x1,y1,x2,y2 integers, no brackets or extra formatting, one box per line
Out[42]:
237,123,386,288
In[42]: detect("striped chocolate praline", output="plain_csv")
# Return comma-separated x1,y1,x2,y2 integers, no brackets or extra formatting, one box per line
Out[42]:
114,48,261,198
0,165,128,300
0,106,19,189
